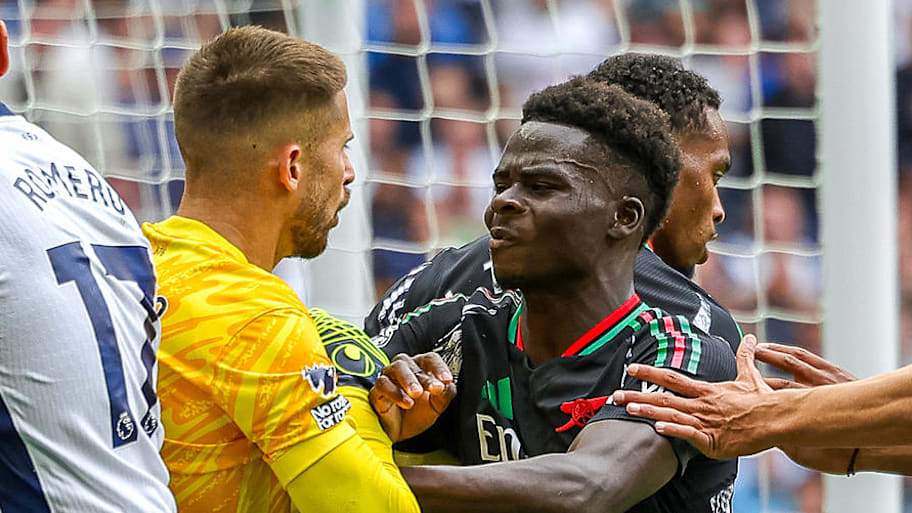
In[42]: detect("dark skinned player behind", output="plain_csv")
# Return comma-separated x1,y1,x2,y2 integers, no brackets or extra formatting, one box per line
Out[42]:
365,53,740,357
370,79,738,513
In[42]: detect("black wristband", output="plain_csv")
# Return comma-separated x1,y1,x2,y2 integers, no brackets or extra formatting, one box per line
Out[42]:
847,448,861,477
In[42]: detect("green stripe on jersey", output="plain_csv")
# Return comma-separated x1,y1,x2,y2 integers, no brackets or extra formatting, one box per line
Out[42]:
678,317,702,373
507,303,523,345
579,303,649,356
650,316,669,367
401,294,467,324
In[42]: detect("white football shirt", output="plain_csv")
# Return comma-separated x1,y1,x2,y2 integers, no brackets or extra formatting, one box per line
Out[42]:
0,104,176,512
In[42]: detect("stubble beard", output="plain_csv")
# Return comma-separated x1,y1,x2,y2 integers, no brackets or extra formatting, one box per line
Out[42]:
288,189,349,259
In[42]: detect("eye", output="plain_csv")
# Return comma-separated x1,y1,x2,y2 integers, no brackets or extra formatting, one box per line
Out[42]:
531,181,556,192
494,181,509,194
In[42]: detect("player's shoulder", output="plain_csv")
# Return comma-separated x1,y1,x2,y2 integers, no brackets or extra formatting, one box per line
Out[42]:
366,236,493,334
0,113,76,158
148,217,305,318
633,305,736,381
405,235,492,298
401,286,519,325
634,248,699,302
635,247,742,351
0,115,141,238
309,308,389,389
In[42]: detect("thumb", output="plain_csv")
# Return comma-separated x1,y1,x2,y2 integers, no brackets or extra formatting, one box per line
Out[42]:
735,334,761,382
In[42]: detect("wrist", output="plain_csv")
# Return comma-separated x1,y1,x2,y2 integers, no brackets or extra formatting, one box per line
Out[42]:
758,388,809,448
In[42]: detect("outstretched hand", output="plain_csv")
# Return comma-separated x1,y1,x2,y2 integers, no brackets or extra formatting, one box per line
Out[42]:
370,353,457,443
756,342,856,389
611,334,777,459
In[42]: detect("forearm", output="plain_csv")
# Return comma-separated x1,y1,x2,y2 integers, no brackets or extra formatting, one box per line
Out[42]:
402,453,611,513
857,447,912,476
285,433,420,513
757,367,912,448
400,421,675,513
339,385,399,472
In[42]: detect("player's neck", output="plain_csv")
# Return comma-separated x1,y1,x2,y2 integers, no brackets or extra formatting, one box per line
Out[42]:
520,255,636,365
176,194,282,271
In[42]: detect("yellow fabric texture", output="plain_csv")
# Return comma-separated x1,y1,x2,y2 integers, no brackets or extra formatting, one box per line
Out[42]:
145,216,417,513
284,432,419,513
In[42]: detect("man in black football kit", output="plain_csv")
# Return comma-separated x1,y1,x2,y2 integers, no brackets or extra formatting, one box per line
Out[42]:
371,79,738,513
365,54,741,354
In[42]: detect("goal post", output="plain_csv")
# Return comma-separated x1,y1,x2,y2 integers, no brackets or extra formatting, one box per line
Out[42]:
819,1,901,512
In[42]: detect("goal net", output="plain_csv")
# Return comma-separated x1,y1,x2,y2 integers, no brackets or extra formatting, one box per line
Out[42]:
2,0,899,511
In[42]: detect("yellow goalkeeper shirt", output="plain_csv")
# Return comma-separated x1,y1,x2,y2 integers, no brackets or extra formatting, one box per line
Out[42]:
144,216,417,513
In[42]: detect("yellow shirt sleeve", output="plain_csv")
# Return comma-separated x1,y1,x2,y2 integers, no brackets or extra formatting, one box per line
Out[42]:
281,432,421,513
341,385,401,472
211,309,419,511
210,309,354,466
278,385,419,513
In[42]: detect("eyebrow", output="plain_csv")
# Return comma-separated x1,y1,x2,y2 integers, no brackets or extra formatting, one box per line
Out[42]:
492,164,571,179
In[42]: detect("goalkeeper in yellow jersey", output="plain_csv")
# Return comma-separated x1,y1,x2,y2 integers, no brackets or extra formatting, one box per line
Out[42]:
144,26,452,513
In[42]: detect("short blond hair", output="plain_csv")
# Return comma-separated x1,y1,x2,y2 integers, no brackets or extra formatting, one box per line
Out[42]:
174,25,347,177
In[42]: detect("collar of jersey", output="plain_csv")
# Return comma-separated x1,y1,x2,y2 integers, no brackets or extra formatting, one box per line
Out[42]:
0,103,15,116
510,293,647,357
153,215,249,264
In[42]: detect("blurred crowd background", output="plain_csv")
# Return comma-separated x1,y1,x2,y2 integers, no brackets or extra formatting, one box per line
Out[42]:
1,0,911,511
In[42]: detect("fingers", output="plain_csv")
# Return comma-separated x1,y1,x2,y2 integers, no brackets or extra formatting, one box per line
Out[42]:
624,402,702,428
429,383,457,415
620,399,713,453
626,364,710,397
372,374,414,410
757,343,856,385
763,377,807,390
756,345,824,385
735,334,759,376
384,354,444,398
413,352,454,392
653,421,714,455
612,389,700,413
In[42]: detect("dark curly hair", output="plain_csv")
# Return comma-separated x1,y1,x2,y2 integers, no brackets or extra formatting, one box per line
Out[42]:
522,78,681,240
587,53,721,133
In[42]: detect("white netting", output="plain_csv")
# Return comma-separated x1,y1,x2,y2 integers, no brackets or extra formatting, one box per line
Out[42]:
4,0,901,511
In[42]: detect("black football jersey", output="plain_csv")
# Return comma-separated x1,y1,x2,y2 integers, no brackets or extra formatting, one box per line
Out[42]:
375,288,738,513
364,235,742,354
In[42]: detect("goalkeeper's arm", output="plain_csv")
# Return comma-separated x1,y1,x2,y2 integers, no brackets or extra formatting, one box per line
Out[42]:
275,389,420,513
252,308,421,513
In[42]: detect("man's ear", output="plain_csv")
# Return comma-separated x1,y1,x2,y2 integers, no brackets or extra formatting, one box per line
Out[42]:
607,196,645,240
277,144,303,192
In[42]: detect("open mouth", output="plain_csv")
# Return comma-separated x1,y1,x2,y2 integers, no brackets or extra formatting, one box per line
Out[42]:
489,226,518,249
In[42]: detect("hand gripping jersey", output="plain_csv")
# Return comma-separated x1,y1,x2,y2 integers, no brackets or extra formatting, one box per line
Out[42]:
365,235,743,354
0,104,176,512
375,288,739,513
